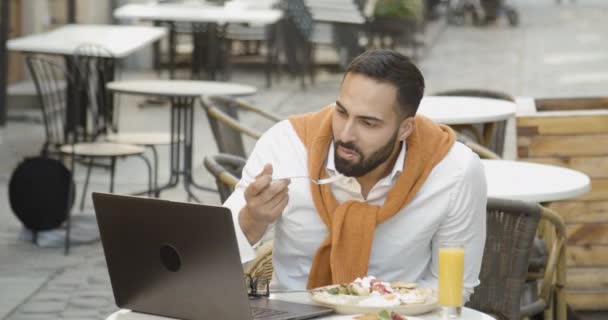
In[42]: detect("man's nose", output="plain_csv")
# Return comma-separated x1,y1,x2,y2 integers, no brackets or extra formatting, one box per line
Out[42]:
337,119,356,143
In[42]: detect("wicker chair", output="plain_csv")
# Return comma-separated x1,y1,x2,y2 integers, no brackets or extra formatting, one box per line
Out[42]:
202,153,274,284
201,95,281,158
432,89,515,157
203,153,246,203
467,197,541,320
244,239,275,286
519,206,569,320
456,133,501,160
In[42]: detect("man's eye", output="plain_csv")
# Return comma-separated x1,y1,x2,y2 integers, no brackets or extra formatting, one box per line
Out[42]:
362,120,376,127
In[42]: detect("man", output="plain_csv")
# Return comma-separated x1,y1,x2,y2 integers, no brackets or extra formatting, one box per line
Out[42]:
224,50,486,299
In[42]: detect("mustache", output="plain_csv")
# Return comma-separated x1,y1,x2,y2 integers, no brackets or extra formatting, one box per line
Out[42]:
335,141,362,156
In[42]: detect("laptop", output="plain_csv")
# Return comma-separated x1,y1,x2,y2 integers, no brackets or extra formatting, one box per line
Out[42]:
92,193,333,320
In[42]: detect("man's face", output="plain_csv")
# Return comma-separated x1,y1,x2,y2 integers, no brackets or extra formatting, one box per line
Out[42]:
333,73,412,177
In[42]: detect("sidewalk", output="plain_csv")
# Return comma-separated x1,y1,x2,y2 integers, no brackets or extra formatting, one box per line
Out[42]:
1,1,608,319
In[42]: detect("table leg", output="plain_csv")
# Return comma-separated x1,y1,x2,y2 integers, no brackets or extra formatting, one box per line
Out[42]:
156,96,216,201
207,23,218,80
168,22,176,79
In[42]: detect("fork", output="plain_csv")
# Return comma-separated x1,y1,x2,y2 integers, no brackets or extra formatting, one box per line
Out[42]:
273,174,344,185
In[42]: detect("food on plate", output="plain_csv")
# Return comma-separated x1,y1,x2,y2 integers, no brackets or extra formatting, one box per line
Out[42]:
312,276,433,307
354,310,406,320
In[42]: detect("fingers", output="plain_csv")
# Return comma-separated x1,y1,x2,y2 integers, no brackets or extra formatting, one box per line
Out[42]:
246,174,272,197
269,192,289,214
255,163,273,178
247,164,274,197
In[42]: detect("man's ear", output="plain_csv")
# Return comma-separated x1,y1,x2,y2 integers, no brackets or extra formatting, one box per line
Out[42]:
398,116,416,141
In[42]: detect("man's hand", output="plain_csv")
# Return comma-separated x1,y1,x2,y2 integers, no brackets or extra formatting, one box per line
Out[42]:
239,164,290,244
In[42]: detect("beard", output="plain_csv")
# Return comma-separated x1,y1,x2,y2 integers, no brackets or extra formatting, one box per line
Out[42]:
334,131,399,177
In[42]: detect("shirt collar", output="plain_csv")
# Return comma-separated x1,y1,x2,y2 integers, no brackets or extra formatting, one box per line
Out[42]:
326,141,407,181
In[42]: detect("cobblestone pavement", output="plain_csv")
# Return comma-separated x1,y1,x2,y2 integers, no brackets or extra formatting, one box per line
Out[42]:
2,0,608,319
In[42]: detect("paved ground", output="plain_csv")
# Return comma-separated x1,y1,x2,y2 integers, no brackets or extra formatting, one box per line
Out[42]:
1,0,608,319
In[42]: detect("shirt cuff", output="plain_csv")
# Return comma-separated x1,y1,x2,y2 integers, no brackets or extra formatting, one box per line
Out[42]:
235,220,256,263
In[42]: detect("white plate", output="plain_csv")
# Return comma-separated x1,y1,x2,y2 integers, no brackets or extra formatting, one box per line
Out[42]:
311,285,438,316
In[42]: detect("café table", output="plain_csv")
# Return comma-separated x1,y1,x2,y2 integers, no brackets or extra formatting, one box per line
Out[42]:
105,291,495,320
114,2,283,80
418,96,516,125
7,24,167,133
107,79,256,202
482,159,591,203
419,96,517,147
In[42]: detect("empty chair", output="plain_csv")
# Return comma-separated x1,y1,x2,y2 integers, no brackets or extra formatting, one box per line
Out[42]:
203,153,245,203
457,133,501,160
74,44,176,198
26,56,152,254
201,95,281,158
466,198,540,320
520,206,569,320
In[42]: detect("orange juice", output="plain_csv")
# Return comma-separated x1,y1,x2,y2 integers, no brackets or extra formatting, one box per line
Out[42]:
438,247,465,307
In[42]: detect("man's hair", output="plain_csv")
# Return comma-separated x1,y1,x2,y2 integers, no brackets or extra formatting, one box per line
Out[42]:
344,49,425,117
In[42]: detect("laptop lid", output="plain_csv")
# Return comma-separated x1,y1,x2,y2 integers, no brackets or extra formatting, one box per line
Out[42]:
92,193,333,320
93,192,253,320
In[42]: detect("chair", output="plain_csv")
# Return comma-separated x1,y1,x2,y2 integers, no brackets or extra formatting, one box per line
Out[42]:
203,153,246,203
519,206,568,320
432,88,515,157
456,133,501,160
201,95,281,158
203,153,274,283
73,44,176,199
466,197,541,320
26,56,152,254
244,239,275,286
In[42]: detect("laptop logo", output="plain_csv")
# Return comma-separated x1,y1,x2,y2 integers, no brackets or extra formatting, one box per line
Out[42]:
159,244,181,272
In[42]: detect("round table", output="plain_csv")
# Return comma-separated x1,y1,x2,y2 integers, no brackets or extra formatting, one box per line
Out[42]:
482,159,591,203
418,96,517,125
107,80,256,202
106,291,495,320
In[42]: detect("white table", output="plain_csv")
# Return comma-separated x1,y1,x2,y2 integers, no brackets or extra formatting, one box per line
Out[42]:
107,80,256,202
114,3,283,80
483,159,591,203
114,3,283,25
7,24,167,134
418,96,517,125
106,292,494,320
7,24,166,57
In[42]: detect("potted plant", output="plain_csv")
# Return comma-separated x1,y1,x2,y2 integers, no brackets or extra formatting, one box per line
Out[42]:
368,0,423,46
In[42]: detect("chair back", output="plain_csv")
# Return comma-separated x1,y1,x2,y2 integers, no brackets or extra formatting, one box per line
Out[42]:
466,197,541,320
203,153,247,203
201,96,280,158
26,56,72,153
456,133,501,160
73,44,117,138
433,89,515,156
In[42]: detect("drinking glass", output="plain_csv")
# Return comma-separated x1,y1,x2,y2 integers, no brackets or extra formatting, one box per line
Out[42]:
438,241,464,319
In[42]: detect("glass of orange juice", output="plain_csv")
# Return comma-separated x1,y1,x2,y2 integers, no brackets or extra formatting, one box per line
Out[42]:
438,241,465,319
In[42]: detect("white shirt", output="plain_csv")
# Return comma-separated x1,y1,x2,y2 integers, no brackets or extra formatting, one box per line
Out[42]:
224,120,487,298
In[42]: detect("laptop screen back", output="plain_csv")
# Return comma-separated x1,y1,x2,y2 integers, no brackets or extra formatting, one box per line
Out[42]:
92,193,252,320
